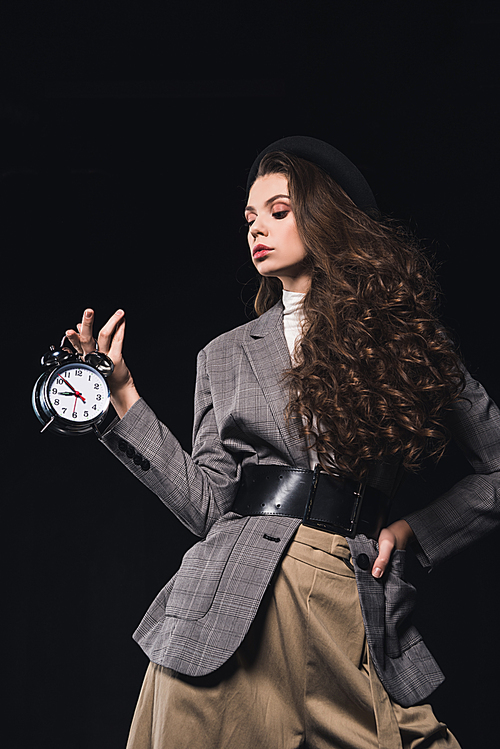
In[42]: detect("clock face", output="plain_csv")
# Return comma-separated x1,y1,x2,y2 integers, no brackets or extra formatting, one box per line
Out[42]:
46,363,110,424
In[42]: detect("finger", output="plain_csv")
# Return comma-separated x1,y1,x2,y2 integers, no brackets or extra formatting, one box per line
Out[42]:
107,315,126,360
97,309,125,355
65,328,83,354
79,309,96,355
372,535,395,579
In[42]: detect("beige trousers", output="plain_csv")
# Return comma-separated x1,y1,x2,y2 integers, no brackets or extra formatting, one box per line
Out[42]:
126,525,460,749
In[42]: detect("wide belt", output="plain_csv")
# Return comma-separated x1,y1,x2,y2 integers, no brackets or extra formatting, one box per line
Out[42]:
232,464,391,539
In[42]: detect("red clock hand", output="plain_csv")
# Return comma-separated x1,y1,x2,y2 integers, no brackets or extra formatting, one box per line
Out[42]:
58,373,86,404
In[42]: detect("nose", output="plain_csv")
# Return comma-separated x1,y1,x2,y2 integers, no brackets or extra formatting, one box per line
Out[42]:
250,215,268,238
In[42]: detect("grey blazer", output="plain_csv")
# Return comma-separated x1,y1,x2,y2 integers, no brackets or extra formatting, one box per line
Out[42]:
102,301,500,707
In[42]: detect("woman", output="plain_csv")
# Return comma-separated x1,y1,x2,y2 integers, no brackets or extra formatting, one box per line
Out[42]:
67,137,500,748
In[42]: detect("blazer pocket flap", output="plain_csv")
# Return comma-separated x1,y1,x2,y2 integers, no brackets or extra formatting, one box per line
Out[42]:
165,515,248,620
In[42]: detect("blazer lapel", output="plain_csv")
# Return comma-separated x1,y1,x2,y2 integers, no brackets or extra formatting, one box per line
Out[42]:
242,302,308,468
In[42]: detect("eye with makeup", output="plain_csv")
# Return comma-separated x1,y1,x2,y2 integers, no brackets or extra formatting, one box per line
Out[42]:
245,203,291,227
272,209,289,220
270,201,291,223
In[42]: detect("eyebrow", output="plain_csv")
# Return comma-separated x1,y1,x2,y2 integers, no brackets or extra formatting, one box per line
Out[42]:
244,194,290,213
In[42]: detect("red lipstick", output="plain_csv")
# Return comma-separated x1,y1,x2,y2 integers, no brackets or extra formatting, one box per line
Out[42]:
253,244,272,259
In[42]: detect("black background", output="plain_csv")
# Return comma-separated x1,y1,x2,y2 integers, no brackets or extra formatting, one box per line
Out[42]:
2,1,499,747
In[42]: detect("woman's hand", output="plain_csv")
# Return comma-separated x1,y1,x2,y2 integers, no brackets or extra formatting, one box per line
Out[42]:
372,519,414,578
65,308,140,418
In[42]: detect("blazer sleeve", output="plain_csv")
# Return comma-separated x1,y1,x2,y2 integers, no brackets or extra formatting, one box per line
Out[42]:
100,348,240,538
404,368,500,569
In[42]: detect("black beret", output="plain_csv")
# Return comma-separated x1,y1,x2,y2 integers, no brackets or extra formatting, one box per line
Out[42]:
246,135,378,216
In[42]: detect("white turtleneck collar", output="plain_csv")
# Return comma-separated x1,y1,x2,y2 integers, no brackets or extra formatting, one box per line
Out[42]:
282,288,306,317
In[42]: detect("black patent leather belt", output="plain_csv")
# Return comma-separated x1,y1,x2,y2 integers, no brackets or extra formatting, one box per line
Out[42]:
232,464,391,539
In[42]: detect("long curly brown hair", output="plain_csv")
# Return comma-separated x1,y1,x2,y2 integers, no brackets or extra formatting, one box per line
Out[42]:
252,151,465,480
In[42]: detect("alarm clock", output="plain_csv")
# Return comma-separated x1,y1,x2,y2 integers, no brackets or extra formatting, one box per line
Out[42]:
32,339,114,436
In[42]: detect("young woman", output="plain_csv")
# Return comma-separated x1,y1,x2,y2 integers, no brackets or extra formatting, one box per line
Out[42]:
67,137,500,748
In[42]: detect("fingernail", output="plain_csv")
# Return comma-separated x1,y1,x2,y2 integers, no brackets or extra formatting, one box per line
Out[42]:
84,309,93,318
373,567,383,578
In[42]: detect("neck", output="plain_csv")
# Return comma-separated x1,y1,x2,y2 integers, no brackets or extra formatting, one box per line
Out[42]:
279,275,311,293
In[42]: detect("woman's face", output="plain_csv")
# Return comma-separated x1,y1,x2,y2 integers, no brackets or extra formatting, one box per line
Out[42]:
245,174,310,292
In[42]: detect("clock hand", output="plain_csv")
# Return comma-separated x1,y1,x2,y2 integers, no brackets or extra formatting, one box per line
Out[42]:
57,374,86,403
57,373,78,394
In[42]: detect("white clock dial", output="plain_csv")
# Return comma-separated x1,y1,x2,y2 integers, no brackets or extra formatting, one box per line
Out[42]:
47,363,110,423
